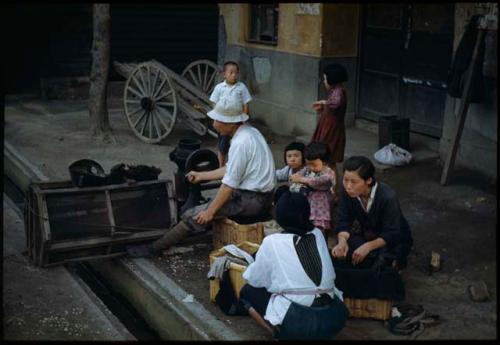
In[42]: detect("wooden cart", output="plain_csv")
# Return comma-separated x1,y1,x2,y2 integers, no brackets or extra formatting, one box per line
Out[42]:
114,59,222,144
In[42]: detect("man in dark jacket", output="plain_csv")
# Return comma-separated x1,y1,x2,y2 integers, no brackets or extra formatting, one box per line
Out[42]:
331,156,413,270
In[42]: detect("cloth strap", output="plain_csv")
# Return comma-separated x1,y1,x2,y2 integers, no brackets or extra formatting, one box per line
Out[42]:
276,287,335,296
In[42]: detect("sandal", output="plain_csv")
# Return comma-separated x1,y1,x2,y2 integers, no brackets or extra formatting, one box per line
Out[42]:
386,304,439,336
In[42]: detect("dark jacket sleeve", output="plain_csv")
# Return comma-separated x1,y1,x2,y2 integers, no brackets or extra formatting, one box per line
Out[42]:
334,186,354,234
377,195,403,248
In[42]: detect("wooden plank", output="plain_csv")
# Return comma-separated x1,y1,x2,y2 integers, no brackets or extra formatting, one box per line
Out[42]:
150,59,212,105
105,190,116,254
43,252,125,267
37,179,169,195
166,180,178,226
440,28,486,185
48,230,166,252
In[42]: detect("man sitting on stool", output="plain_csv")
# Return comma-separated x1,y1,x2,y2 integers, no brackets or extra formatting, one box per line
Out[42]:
126,93,276,258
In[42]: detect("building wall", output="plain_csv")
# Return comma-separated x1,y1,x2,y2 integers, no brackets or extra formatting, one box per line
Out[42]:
219,3,360,136
439,3,497,180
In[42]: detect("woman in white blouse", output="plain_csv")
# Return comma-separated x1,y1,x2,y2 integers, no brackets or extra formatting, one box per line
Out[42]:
239,191,348,340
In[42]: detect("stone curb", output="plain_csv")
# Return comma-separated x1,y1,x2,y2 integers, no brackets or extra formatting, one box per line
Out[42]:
4,140,242,340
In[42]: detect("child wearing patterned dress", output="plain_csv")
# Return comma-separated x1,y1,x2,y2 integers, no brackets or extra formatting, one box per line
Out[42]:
289,142,336,239
311,64,348,199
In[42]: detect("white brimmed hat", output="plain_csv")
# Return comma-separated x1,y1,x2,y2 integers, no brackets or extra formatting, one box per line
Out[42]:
207,93,249,123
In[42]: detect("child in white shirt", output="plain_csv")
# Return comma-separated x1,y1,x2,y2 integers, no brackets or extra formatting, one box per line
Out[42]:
210,61,252,167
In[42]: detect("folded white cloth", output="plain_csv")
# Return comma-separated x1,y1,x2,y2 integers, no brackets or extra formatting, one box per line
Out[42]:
207,255,248,280
223,244,255,264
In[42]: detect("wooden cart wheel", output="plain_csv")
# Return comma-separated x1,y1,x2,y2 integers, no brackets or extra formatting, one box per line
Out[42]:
181,59,221,95
123,62,177,144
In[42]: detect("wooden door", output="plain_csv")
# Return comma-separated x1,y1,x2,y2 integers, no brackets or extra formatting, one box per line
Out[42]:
358,4,454,138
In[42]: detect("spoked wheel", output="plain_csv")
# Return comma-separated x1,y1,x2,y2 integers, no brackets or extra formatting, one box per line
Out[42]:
123,62,178,144
181,59,221,95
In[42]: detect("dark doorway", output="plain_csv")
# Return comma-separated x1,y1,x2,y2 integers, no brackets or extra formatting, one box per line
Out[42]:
4,4,219,94
358,4,454,138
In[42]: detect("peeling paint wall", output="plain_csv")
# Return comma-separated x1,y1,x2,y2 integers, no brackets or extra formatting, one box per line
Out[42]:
218,3,360,136
440,3,497,180
219,3,323,57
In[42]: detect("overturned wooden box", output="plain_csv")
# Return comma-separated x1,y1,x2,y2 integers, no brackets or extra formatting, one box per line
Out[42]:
344,298,392,321
24,179,177,267
209,241,260,302
212,218,264,249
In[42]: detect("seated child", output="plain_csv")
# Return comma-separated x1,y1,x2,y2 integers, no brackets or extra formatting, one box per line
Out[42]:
275,142,306,183
289,142,336,238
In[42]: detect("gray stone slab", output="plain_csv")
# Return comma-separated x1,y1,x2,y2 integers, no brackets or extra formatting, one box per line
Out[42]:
3,195,135,341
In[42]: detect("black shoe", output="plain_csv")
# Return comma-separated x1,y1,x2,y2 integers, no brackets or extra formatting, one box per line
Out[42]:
126,243,160,258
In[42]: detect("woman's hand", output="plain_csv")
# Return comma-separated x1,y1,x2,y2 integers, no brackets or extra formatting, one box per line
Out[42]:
289,174,304,184
351,243,372,266
331,240,349,259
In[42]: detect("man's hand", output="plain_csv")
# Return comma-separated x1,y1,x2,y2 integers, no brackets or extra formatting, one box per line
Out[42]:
331,240,349,259
351,243,372,266
194,209,214,224
186,171,203,184
289,174,304,184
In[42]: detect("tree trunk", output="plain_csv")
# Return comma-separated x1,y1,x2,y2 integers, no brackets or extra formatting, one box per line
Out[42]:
89,3,113,142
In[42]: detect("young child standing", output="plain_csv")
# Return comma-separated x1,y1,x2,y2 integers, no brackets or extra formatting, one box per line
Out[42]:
210,61,252,167
311,63,348,199
289,142,336,239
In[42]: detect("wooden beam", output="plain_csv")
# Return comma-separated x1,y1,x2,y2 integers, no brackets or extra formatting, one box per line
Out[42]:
440,28,486,186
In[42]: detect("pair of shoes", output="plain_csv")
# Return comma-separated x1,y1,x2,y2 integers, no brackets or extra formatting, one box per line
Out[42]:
126,243,161,258
386,304,440,336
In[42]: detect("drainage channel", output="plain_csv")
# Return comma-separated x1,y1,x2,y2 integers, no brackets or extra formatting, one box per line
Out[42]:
3,175,160,340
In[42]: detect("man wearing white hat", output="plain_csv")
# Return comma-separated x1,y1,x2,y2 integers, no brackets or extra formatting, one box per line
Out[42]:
127,93,276,257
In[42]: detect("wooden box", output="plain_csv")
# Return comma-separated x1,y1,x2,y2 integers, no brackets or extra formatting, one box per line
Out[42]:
212,218,264,249
24,179,177,267
344,298,392,321
209,241,260,302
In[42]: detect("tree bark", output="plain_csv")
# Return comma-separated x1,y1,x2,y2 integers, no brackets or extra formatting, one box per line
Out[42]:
89,3,113,142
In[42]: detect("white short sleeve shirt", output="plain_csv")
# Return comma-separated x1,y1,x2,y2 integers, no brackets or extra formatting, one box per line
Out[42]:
242,228,344,326
221,124,276,193
209,81,252,106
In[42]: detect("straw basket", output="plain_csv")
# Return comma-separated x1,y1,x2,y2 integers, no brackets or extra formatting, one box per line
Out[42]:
209,241,260,302
344,298,392,320
212,218,264,249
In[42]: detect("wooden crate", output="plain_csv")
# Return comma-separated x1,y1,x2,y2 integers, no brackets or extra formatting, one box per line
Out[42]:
24,179,177,267
344,298,392,321
212,218,264,249
209,241,260,302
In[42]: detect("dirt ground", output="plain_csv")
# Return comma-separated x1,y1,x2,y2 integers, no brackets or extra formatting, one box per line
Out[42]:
4,94,497,340
152,159,497,340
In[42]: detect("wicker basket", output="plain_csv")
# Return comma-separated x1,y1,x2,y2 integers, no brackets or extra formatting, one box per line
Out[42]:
212,218,264,249
344,298,392,320
209,241,260,302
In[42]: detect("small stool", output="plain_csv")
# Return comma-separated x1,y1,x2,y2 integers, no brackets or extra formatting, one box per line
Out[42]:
344,298,393,321
212,218,264,249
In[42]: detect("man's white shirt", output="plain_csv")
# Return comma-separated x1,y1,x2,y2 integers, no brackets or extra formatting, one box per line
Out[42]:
222,124,276,193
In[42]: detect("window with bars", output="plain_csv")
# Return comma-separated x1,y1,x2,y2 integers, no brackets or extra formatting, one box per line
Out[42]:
248,4,279,45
